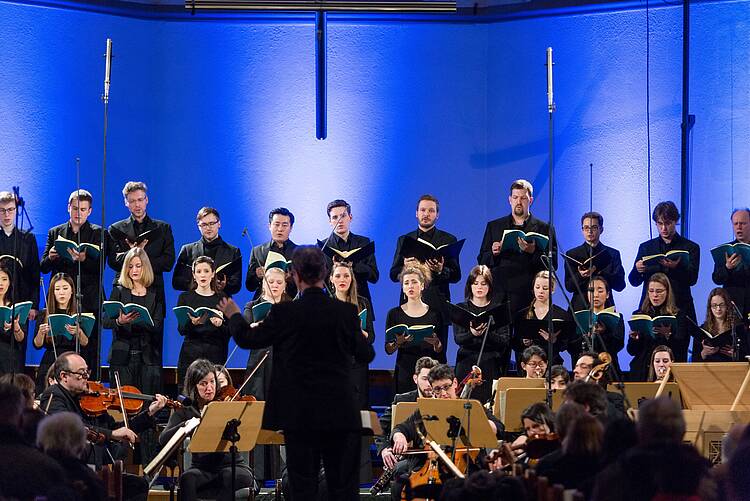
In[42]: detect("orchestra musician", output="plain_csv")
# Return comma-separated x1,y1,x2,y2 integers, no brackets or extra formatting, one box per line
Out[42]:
388,364,505,499
385,265,444,393
519,346,548,379
32,273,90,394
377,356,438,477
175,256,230,386
647,345,674,382
39,351,167,501
627,273,689,381
159,358,257,501
453,264,511,404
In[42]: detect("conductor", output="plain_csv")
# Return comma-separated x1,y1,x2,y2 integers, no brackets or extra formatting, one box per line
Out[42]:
219,245,375,501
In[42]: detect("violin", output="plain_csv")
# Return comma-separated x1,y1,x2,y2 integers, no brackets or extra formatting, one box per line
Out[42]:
586,352,612,382
215,384,257,402
405,447,480,500
79,381,182,416
457,366,483,399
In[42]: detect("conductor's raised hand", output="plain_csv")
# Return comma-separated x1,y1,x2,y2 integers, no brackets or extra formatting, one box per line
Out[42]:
218,297,241,318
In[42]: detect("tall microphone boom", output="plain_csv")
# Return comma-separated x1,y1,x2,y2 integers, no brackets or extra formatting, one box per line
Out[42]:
546,46,555,113
103,39,113,103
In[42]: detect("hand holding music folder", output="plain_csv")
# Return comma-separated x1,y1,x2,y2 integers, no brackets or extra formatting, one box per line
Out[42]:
318,239,376,264
53,236,101,261
562,249,612,272
448,302,511,330
515,318,574,345
400,237,465,262
628,314,678,340
48,313,96,339
500,230,549,253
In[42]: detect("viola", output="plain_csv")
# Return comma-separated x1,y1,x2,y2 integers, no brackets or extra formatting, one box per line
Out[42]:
404,447,479,500
215,384,257,402
79,381,182,416
586,352,612,382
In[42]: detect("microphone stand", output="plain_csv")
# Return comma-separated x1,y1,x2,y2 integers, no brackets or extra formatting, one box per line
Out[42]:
9,187,34,378
95,38,113,382
74,158,83,355
545,47,555,406
731,301,743,362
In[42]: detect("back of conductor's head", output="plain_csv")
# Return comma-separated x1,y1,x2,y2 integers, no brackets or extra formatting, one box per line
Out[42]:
291,246,328,287
637,396,685,446
0,383,24,427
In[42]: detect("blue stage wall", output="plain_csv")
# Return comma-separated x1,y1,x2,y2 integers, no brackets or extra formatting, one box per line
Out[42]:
0,0,747,371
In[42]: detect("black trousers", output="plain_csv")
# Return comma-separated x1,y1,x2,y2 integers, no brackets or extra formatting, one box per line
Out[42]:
179,465,255,501
284,429,361,501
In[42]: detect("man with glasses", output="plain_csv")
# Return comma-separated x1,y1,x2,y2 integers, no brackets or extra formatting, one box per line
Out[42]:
173,207,242,296
629,201,700,324
712,208,750,321
0,191,40,323
388,364,505,499
39,351,167,501
108,181,175,316
245,207,298,299
563,212,625,312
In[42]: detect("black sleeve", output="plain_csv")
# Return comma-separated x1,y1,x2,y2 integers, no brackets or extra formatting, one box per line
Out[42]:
40,228,56,274
246,247,262,293
603,249,626,293
223,247,243,296
150,224,176,274
159,408,191,445
172,246,193,292
477,222,497,267
389,236,406,283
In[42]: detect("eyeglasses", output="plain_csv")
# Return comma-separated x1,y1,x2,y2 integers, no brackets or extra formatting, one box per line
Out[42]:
64,369,91,380
525,362,547,369
198,221,219,229
431,383,453,395
0,208,16,215
582,225,600,232
711,303,727,310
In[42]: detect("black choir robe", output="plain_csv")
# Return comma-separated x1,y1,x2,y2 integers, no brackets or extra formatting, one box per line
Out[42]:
321,231,379,305
172,236,242,296
712,239,750,320
107,214,175,314
245,240,298,299
626,308,690,381
477,214,557,316
102,285,164,367
563,241,626,311
0,227,40,309
40,220,113,313
390,226,461,304
628,233,700,320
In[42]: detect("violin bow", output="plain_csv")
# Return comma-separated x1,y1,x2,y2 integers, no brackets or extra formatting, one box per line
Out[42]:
113,371,135,450
230,349,271,401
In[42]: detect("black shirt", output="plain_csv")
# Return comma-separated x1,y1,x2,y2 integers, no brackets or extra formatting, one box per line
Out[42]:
323,232,379,304
563,241,626,311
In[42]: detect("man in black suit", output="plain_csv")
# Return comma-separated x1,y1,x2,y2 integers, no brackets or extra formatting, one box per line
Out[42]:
172,207,242,296
108,181,175,314
713,208,750,320
478,179,557,317
39,351,167,501
221,246,374,501
0,383,67,500
321,199,379,305
245,207,298,299
390,195,462,363
375,356,438,494
389,364,505,499
628,201,700,321
0,190,40,375
40,189,113,367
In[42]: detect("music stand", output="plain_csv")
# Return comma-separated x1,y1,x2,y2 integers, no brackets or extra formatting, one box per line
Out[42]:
417,398,497,450
495,388,563,431
190,400,265,498
669,362,750,463
606,382,681,410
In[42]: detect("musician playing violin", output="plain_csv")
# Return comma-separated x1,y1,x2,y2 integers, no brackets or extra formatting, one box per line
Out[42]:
159,358,257,501
38,351,167,501
388,364,505,499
